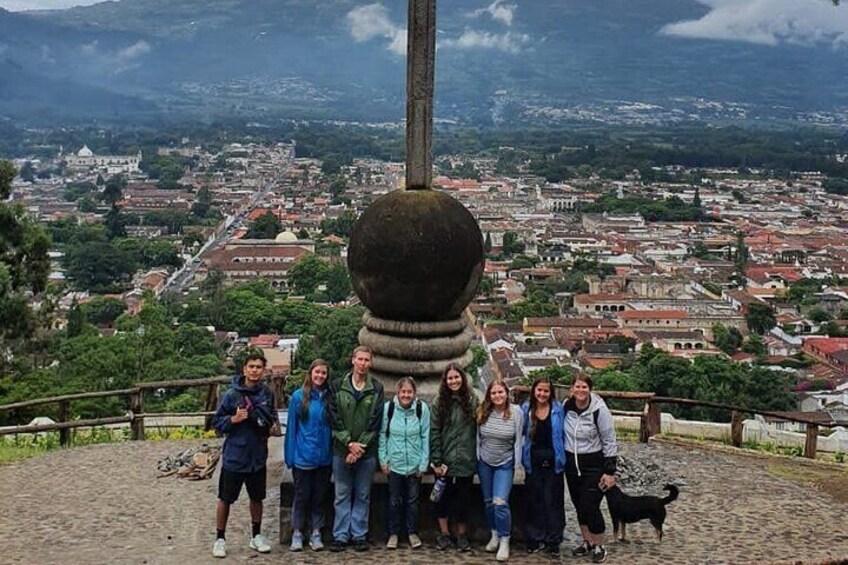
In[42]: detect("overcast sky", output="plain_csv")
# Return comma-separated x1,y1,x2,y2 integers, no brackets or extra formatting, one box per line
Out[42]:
0,0,101,10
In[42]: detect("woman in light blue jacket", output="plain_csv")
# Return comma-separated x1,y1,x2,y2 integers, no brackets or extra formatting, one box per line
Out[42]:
284,359,333,552
378,376,431,550
520,376,566,556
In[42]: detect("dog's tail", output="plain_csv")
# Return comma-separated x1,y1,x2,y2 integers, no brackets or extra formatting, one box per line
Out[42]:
661,484,679,505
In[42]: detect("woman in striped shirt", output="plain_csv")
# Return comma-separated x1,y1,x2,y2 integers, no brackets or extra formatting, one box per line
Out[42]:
476,379,523,562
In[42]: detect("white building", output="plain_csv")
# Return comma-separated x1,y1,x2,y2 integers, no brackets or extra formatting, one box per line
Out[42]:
64,145,142,175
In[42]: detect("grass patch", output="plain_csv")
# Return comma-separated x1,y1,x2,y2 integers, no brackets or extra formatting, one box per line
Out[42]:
0,426,216,464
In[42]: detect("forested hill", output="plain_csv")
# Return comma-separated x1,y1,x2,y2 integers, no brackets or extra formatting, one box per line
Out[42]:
1,0,848,124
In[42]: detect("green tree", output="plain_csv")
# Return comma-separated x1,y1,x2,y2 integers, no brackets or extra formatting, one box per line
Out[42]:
191,186,213,218
746,303,776,335
325,263,352,303
502,232,525,255
82,296,126,326
808,309,833,323
104,205,128,239
712,324,743,355
64,242,136,291
102,174,126,206
288,254,329,296
296,306,365,376
245,212,282,239
19,161,35,182
741,334,766,357
0,161,51,373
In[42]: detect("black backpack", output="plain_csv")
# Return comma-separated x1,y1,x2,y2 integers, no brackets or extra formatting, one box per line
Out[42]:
385,400,423,439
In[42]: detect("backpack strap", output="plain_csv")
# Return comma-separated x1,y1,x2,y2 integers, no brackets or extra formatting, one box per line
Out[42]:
385,401,395,439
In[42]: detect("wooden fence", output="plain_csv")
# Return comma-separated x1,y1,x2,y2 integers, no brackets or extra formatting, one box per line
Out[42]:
1,377,839,459
0,374,286,446
512,385,840,459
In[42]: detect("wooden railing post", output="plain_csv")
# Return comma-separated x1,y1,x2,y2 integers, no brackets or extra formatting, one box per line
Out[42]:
804,424,819,459
130,390,145,441
203,384,219,431
731,410,743,448
645,400,662,439
58,400,70,447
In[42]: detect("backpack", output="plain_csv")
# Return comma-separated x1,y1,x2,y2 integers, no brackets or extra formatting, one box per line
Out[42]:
385,400,423,439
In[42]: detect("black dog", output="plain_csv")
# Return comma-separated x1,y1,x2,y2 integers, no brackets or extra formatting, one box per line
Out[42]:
605,484,679,543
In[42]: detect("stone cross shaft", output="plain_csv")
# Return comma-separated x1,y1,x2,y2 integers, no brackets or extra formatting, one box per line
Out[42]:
406,0,436,191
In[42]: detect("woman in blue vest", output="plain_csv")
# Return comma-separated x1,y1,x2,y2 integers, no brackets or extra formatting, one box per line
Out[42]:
520,376,566,557
378,376,431,550
284,359,333,552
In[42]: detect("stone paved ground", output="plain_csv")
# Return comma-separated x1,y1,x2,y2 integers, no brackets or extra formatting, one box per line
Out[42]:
1,438,847,565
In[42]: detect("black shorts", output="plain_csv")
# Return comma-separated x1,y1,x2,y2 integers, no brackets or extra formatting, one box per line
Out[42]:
218,467,267,504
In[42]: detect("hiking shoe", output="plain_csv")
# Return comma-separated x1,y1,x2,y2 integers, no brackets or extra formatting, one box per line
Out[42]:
527,541,545,554
329,539,346,552
386,535,398,550
212,538,227,558
309,532,324,551
250,533,271,553
409,533,423,549
456,535,471,552
572,540,592,557
591,545,607,563
547,544,560,557
353,539,369,552
436,533,452,550
290,531,304,552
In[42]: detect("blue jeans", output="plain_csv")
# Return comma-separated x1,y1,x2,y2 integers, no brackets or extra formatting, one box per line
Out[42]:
387,472,420,536
477,458,515,538
332,455,377,543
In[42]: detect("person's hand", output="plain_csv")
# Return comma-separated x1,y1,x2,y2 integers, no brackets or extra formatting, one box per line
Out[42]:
350,442,366,458
599,474,616,491
381,464,390,475
431,464,447,477
345,453,358,465
231,406,248,424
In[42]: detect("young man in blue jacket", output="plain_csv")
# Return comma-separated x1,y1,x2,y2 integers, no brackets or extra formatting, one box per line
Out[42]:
211,352,276,558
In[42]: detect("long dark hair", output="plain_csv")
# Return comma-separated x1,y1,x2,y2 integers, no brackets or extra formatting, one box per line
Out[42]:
300,358,329,420
435,363,474,429
529,376,552,439
477,378,510,425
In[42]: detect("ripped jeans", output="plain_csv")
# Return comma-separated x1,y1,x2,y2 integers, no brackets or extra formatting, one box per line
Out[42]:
476,458,515,538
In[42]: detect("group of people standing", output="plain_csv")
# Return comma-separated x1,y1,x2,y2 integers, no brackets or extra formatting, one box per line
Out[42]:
211,345,618,564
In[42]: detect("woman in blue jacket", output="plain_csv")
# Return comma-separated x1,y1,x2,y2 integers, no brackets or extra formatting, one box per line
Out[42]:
520,376,566,557
284,359,333,552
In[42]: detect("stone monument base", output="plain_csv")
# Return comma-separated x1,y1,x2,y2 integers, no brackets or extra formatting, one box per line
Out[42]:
358,311,474,397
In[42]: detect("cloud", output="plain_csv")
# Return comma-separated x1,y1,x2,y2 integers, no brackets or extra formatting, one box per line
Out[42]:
439,29,529,54
661,0,848,47
468,0,516,27
117,40,151,61
0,1,101,11
346,3,406,55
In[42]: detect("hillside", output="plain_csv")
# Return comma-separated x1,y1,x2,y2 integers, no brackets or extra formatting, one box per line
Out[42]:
1,0,847,125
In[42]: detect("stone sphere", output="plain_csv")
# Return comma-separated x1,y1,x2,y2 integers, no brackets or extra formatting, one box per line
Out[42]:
348,189,484,322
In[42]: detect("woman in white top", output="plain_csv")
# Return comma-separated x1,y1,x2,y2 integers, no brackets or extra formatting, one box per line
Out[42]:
476,379,523,562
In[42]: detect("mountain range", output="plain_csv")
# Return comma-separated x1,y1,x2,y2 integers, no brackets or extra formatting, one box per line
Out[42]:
1,0,847,126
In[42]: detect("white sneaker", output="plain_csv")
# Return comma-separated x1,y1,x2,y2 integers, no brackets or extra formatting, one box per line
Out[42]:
496,536,510,562
408,533,423,549
250,533,271,553
212,538,227,558
485,530,500,553
386,534,398,549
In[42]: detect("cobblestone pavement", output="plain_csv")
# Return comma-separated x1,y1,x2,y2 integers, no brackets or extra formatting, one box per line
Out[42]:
1,438,847,565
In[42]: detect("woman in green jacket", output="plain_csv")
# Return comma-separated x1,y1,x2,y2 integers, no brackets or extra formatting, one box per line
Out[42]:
429,363,478,552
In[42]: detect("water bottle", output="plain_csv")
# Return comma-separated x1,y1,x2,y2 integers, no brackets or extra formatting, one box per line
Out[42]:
430,477,447,503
